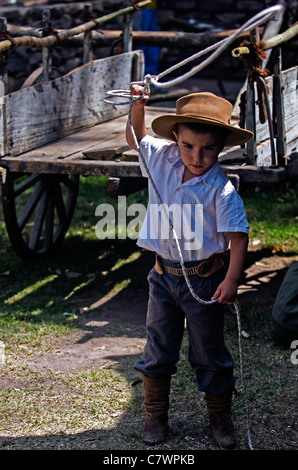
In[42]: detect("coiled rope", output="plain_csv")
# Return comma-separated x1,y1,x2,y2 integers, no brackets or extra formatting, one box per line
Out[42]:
105,3,284,102
104,4,284,450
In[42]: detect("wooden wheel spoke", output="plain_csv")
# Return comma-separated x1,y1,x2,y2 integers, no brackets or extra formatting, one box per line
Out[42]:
60,175,76,191
43,188,54,250
28,187,49,251
14,173,41,197
18,180,45,231
53,180,67,225
2,172,79,259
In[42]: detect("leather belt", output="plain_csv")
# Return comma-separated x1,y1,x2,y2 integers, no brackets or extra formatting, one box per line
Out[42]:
154,253,224,278
163,264,198,276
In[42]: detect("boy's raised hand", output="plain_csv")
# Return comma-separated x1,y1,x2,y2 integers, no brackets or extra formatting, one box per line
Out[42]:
131,84,150,107
126,84,150,150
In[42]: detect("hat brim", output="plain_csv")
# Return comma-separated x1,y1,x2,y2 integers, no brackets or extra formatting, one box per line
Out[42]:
151,115,254,147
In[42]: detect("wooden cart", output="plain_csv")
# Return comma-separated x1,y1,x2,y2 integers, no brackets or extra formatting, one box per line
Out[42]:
0,5,297,261
0,49,158,260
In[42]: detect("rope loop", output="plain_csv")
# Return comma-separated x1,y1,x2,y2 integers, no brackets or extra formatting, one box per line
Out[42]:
104,4,284,98
104,88,149,105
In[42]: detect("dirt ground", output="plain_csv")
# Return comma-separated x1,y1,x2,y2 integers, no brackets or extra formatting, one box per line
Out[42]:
0,243,298,454
17,247,297,375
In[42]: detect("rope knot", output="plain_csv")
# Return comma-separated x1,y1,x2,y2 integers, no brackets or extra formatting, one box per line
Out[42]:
81,6,98,27
239,39,270,80
39,24,60,40
0,31,17,49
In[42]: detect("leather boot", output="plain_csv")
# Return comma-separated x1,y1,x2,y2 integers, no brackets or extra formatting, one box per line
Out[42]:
141,374,171,445
204,389,236,449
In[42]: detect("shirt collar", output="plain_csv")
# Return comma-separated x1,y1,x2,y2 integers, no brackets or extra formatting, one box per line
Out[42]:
198,162,221,188
165,143,184,169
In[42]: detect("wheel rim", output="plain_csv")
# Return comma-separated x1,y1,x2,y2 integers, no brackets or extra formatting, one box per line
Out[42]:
2,172,79,260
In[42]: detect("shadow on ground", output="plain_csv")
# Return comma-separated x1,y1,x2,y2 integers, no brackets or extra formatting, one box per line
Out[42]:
0,242,297,451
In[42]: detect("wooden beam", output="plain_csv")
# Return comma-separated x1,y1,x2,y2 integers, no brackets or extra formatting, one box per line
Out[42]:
7,26,254,50
0,157,143,177
0,0,152,52
106,176,147,198
0,156,287,184
221,164,287,183
94,29,252,49
254,66,298,166
263,23,298,51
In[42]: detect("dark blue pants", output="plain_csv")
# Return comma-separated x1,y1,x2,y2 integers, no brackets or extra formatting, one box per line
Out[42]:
134,258,236,394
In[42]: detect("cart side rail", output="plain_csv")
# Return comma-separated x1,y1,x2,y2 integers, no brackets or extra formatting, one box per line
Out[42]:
253,66,298,167
0,50,143,158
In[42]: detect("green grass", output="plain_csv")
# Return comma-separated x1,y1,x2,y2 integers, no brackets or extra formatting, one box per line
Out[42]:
243,186,298,253
0,176,297,450
0,175,147,331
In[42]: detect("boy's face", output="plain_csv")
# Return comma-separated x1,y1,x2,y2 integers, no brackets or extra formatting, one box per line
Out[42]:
172,125,224,180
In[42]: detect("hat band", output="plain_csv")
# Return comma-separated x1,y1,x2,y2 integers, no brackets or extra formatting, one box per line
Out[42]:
176,113,230,126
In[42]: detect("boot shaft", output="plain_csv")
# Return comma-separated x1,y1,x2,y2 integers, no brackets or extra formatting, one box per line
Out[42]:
141,375,171,445
142,375,171,415
204,389,236,449
204,389,233,415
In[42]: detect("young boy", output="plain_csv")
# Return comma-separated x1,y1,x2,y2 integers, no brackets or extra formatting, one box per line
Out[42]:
126,87,253,449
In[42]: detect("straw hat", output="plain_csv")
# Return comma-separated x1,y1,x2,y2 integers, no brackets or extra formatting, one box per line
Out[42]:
151,92,253,146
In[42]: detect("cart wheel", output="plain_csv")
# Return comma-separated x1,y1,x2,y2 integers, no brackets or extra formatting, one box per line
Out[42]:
2,172,80,260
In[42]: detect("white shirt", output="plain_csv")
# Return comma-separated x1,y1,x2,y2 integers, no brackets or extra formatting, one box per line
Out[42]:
137,135,249,262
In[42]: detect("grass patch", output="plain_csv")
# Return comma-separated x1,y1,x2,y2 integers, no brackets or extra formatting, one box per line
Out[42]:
243,186,298,253
0,367,133,436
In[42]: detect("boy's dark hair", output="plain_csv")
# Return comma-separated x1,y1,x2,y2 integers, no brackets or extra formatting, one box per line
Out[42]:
174,122,230,143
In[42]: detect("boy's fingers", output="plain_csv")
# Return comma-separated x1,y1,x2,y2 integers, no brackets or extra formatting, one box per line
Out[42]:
131,84,144,95
211,288,220,301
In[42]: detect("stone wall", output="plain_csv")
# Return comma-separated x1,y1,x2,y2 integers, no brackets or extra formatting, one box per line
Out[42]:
0,0,297,92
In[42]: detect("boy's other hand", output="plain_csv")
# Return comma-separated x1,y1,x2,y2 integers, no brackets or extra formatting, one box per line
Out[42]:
211,278,238,304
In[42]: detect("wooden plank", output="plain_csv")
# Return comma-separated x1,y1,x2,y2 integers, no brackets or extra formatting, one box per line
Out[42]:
273,48,287,165
0,96,6,156
106,176,147,197
83,142,130,160
123,149,139,162
1,154,287,183
221,164,287,183
0,157,143,177
83,107,170,160
288,153,298,182
2,51,143,157
0,106,171,166
245,77,257,165
255,140,274,167
254,66,298,166
219,146,247,163
8,114,130,161
282,66,298,157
